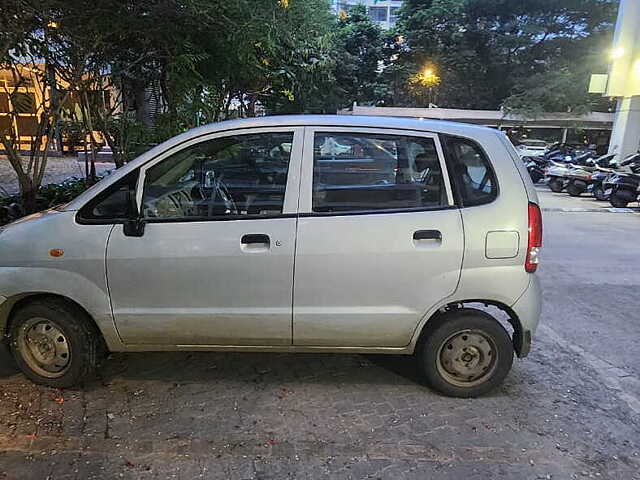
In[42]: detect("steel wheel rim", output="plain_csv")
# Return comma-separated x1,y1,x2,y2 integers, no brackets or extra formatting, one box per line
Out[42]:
436,329,498,388
17,317,71,378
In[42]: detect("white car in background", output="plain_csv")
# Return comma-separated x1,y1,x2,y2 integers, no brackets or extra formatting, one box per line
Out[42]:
516,139,548,157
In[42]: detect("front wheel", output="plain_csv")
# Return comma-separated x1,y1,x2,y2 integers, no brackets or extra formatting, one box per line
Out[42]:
566,183,583,197
10,298,100,388
548,178,564,193
416,309,514,398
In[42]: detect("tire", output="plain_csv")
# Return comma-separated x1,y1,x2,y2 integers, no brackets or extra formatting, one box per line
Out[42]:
9,298,100,388
416,309,514,398
593,186,606,201
548,179,564,193
566,183,582,197
609,193,629,208
529,171,543,184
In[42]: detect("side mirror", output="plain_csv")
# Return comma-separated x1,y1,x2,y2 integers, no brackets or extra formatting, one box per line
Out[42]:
123,217,145,237
123,186,145,237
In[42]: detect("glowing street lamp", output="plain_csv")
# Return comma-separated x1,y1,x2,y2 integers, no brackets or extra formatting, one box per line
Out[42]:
409,65,441,106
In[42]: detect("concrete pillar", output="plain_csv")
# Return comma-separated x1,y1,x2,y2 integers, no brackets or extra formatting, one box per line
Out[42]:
608,96,640,158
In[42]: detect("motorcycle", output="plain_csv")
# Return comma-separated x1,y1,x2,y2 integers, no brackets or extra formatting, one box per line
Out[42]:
603,153,640,208
565,153,617,197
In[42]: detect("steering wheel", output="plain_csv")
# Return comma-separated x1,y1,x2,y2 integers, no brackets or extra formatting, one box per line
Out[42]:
208,175,238,216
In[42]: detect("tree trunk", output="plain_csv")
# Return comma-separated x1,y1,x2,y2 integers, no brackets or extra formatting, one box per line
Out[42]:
134,81,152,127
20,180,38,214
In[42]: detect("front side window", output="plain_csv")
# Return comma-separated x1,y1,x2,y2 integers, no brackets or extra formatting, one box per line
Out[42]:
312,132,447,213
445,136,498,206
142,132,293,220
78,171,139,221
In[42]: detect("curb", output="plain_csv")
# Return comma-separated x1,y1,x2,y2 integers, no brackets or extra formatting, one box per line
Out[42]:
542,207,639,213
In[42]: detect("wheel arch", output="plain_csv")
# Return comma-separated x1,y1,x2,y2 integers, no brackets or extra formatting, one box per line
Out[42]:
412,299,529,358
1,293,104,348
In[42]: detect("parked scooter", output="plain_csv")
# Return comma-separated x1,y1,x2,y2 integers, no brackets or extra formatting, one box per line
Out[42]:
523,156,548,184
589,168,617,201
603,153,640,208
565,153,617,197
545,151,593,193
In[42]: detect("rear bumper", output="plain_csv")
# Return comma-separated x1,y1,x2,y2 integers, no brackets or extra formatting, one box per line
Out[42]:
510,275,542,358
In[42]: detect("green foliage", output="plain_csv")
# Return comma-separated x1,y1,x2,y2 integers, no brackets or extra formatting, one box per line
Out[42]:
329,4,388,109
0,177,92,225
397,0,619,114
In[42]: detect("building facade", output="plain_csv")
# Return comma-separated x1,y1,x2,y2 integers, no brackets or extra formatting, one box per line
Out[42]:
333,0,404,29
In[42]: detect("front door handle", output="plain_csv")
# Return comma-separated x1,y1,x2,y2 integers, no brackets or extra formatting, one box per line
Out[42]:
413,230,442,241
241,234,270,245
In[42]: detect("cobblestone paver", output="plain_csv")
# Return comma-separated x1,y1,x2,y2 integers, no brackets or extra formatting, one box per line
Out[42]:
1,329,639,479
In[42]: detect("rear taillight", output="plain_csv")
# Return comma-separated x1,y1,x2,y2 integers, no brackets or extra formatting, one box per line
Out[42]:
525,202,543,273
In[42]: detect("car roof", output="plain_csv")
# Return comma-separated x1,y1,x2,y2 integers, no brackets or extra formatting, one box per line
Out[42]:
64,115,501,211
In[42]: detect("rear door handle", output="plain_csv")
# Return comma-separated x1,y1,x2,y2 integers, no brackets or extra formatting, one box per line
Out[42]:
413,230,442,241
241,234,270,245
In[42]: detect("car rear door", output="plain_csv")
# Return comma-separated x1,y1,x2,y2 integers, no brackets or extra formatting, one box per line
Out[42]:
292,127,464,347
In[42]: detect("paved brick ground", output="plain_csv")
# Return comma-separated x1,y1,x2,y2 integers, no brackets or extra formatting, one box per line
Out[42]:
0,156,112,196
1,328,639,479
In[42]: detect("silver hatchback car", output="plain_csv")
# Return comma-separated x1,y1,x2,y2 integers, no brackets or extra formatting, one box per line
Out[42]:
0,115,542,397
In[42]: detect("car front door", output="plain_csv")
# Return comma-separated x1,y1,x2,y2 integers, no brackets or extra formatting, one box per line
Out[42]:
293,128,464,347
105,127,303,346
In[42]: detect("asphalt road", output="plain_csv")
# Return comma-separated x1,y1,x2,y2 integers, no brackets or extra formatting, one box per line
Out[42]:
0,186,639,479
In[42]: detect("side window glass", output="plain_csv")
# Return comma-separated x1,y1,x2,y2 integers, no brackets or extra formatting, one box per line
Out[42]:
446,137,498,206
312,132,446,213
79,171,138,221
142,132,293,220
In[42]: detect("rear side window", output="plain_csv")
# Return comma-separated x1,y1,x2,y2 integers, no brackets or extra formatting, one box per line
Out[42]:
445,136,498,206
312,132,447,213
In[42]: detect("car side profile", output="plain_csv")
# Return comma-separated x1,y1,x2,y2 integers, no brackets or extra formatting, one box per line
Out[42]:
0,115,542,397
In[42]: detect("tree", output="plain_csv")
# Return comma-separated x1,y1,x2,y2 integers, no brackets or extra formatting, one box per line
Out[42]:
330,4,388,109
396,0,618,113
0,0,73,212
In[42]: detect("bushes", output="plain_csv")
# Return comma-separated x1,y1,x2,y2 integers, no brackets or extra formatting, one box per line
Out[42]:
0,177,92,226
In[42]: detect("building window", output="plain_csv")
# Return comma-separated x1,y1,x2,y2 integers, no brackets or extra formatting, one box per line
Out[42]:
390,7,400,23
16,116,39,136
10,92,36,114
369,6,388,22
0,93,9,113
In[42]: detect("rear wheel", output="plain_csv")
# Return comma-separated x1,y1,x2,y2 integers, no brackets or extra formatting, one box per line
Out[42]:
416,309,514,398
566,183,582,197
529,171,543,184
9,298,100,388
548,178,564,193
609,193,629,208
